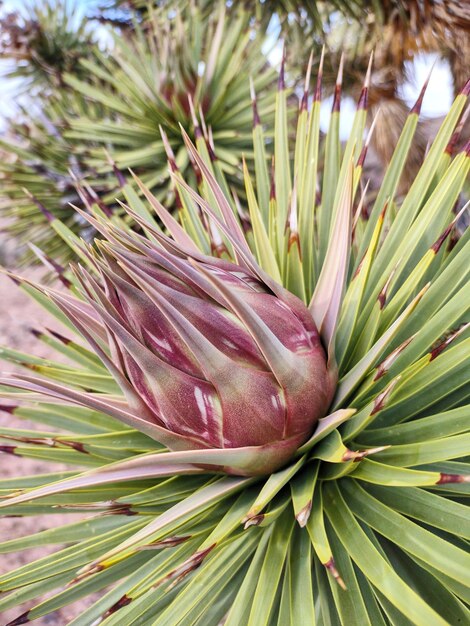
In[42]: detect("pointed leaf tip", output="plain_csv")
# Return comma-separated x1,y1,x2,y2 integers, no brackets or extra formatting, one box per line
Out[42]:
460,77,470,97
250,77,261,126
295,500,312,527
0,404,18,414
357,52,373,110
6,611,30,626
437,473,470,484
278,43,286,91
429,322,470,361
331,53,344,112
22,188,55,222
410,64,434,115
314,46,325,102
324,557,346,590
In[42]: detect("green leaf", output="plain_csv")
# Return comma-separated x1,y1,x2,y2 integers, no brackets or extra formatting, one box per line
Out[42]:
323,481,448,626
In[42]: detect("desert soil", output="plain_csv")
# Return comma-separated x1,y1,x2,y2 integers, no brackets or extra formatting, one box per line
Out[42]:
0,226,100,624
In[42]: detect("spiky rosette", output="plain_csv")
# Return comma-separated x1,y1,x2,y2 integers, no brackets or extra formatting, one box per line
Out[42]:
0,58,469,626
0,2,277,265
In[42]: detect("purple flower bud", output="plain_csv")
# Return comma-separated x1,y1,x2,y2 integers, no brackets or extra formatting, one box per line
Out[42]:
76,240,335,474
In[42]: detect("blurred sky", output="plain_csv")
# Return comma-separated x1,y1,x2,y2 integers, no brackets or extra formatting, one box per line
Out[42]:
0,0,455,138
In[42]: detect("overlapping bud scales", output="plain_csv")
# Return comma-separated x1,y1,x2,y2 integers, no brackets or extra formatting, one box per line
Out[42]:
70,226,334,474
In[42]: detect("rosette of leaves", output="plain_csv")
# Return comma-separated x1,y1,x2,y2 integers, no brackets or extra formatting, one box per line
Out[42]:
0,1,277,265
0,95,114,264
0,0,98,91
64,1,277,199
0,0,115,264
0,60,469,625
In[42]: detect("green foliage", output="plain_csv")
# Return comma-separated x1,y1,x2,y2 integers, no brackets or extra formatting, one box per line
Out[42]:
0,0,99,90
0,58,469,626
0,1,277,264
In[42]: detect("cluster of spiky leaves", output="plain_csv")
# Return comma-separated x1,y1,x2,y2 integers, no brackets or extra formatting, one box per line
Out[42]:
0,0,98,91
0,57,469,625
63,1,276,196
0,0,117,264
0,0,277,265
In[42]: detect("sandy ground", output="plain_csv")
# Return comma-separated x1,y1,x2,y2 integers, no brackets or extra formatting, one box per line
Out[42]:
0,227,99,624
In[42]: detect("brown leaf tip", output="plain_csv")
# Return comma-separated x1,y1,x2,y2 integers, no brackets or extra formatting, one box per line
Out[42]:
430,323,469,361
6,611,30,626
278,45,286,91
358,53,372,110
244,513,265,529
357,86,368,111
371,377,401,416
296,500,312,527
437,473,470,484
374,335,415,381
410,77,430,115
324,558,346,590
342,445,389,462
0,404,18,414
0,445,19,455
463,137,470,157
460,77,470,97
103,594,131,618
7,273,21,286
71,563,104,584
378,267,397,309
163,544,216,586
143,535,191,549
314,48,324,102
332,83,341,113
431,222,454,253
112,163,127,188
269,157,276,201
250,78,261,127
47,328,72,345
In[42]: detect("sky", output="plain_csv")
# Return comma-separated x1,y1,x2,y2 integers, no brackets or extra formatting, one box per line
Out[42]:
0,1,455,137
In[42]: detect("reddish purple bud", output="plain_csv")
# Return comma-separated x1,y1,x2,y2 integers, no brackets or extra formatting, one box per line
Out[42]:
60,224,334,475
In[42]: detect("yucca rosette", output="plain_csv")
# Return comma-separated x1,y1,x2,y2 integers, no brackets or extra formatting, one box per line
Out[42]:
1,56,469,626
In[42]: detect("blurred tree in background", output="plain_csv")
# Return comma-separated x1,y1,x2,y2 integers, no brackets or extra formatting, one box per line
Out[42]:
0,0,468,264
